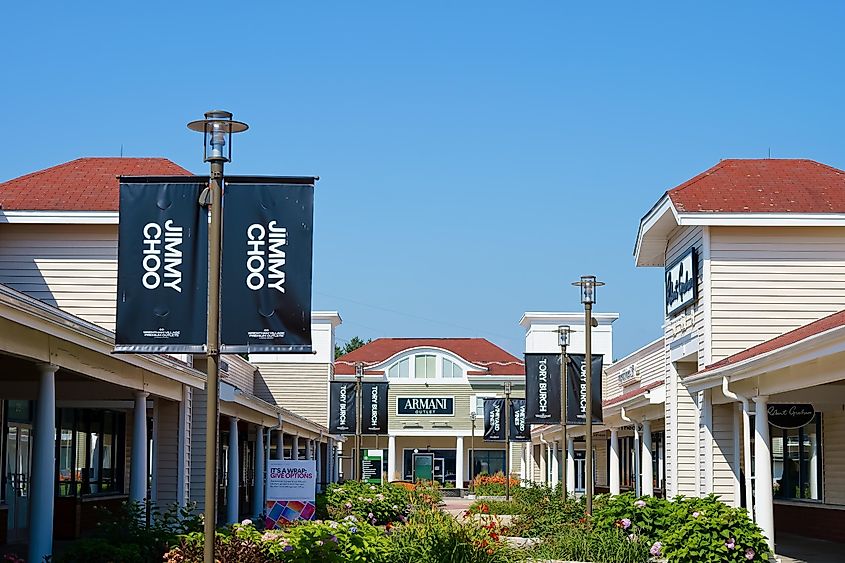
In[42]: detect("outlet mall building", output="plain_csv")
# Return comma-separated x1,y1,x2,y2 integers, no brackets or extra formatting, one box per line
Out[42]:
529,158,845,552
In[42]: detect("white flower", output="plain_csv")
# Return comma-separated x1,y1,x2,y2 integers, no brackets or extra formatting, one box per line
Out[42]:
240,518,253,527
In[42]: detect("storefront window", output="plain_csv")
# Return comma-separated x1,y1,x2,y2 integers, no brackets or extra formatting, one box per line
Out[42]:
771,415,821,501
470,449,505,478
402,448,456,483
58,409,124,497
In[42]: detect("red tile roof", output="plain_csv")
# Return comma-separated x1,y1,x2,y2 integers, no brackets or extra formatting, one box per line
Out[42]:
603,380,663,407
698,309,845,375
0,157,191,211
335,338,525,375
666,159,845,214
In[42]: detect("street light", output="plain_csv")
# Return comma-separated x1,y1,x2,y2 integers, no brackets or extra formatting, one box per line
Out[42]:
355,362,364,482
503,381,512,501
557,325,571,499
572,275,604,516
187,110,248,563
469,411,477,494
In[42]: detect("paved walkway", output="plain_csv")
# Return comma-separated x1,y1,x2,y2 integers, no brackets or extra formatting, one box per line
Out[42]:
776,533,844,563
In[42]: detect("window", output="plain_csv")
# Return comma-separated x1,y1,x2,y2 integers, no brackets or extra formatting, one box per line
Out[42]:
772,415,822,501
58,409,124,496
414,355,436,379
443,358,462,378
388,358,410,379
470,450,505,479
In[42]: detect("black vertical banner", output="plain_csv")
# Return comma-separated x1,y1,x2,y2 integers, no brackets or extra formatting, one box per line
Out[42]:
509,398,530,442
329,382,357,435
220,178,315,353
525,353,562,424
362,382,389,434
115,179,208,353
565,354,604,424
483,398,505,442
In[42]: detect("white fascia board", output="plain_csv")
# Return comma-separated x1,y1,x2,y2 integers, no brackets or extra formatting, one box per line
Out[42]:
364,346,488,373
685,326,845,392
519,312,620,328
312,311,343,327
467,375,525,383
0,210,119,224
634,195,677,266
677,212,845,227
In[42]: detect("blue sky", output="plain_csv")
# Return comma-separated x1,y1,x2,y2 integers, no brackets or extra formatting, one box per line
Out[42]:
3,2,845,357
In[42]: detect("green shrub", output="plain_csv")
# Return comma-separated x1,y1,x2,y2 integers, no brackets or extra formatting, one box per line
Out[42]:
325,480,412,524
467,499,527,515
529,525,649,563
55,537,145,563
409,479,443,507
472,473,519,496
507,484,584,538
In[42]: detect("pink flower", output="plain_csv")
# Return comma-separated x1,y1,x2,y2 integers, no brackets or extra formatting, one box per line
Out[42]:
745,548,755,560
650,542,662,556
726,538,736,549
344,502,352,509
635,499,646,508
692,511,700,518
621,518,632,529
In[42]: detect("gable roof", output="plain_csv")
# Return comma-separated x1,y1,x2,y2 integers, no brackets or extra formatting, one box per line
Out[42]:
0,157,191,211
666,159,845,214
335,338,524,375
697,309,845,376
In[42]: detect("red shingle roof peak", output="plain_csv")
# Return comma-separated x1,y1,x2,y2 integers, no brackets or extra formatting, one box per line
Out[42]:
0,157,191,211
334,337,525,376
666,158,845,214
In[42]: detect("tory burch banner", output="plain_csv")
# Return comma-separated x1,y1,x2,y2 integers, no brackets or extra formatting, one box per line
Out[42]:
115,178,208,353
565,354,604,425
524,353,562,425
329,381,357,435
361,382,389,435
220,178,315,353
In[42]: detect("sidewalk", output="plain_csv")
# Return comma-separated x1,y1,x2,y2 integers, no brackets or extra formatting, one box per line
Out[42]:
776,533,843,563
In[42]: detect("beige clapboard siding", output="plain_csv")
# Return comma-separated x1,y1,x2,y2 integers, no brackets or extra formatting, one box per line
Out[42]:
604,338,664,402
663,225,703,496
189,388,209,512
253,363,331,427
710,227,845,361
823,410,845,505
712,403,736,503
595,436,608,487
0,224,119,330
223,354,255,395
155,398,180,506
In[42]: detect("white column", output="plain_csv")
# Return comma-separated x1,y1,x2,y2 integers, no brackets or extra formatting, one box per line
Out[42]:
292,435,300,460
305,439,312,460
609,428,621,495
253,427,265,518
276,430,284,460
633,425,641,497
387,435,397,481
754,396,774,552
539,441,548,483
130,390,149,504
227,417,239,524
316,440,323,491
550,443,559,487
810,432,818,500
642,420,654,497
455,435,464,488
29,364,58,563
566,437,575,493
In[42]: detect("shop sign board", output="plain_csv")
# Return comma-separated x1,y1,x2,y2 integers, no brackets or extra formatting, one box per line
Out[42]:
397,396,454,416
617,364,639,387
768,404,815,429
265,460,317,529
362,449,383,485
666,247,697,316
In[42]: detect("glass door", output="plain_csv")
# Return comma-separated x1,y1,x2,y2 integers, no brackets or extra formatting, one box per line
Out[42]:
5,422,32,543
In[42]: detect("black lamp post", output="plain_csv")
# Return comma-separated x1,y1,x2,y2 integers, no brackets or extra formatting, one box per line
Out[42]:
355,362,364,481
558,324,571,498
572,275,604,515
469,411,477,493
187,110,248,563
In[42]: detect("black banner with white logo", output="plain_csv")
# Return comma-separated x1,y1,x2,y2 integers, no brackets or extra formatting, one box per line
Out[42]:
362,382,389,435
115,179,208,353
509,398,530,442
483,398,505,442
525,353,562,425
329,382,356,435
220,178,315,353
565,354,604,425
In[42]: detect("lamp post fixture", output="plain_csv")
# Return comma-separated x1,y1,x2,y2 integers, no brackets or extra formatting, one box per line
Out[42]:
504,381,512,501
572,275,604,515
469,411,477,494
355,362,364,481
187,110,248,563
557,325,571,499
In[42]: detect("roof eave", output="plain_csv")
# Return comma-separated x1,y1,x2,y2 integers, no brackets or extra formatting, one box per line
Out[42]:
634,195,679,267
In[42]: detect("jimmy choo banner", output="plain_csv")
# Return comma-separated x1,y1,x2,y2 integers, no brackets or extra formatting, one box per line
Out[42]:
566,354,604,425
525,353,562,425
329,382,356,435
509,398,530,442
362,382,389,435
115,179,208,353
483,398,505,442
220,178,315,353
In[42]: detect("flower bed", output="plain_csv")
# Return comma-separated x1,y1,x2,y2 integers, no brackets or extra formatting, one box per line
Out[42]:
472,472,521,497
